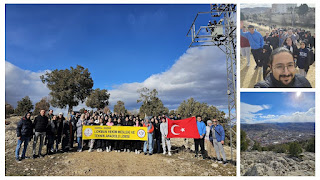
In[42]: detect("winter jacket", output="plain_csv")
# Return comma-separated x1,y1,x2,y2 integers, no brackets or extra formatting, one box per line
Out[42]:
196,121,206,137
261,44,272,67
16,116,33,137
62,120,70,136
284,45,299,58
209,124,225,142
56,116,65,137
76,119,83,138
297,48,309,70
33,115,48,132
240,29,264,49
46,120,56,136
254,73,312,88
241,35,250,48
154,122,161,139
143,122,154,134
160,122,168,136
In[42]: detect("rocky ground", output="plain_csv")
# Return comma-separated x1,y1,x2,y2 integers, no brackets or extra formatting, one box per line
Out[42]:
240,21,316,88
241,151,315,176
5,116,236,176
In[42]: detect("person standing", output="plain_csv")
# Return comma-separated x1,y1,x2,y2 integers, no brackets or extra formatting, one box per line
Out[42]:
160,117,171,156
240,21,264,70
61,113,70,152
205,120,214,159
194,115,206,159
209,119,227,164
46,115,56,155
143,117,154,155
154,119,161,154
297,40,310,77
32,109,48,158
15,112,33,162
54,112,64,152
76,114,85,152
241,26,251,67
105,117,114,152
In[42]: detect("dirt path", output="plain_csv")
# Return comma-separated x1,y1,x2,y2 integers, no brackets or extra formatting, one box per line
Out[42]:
5,116,236,176
240,21,315,88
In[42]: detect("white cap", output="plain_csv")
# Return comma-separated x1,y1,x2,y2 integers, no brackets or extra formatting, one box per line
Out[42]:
59,112,63,115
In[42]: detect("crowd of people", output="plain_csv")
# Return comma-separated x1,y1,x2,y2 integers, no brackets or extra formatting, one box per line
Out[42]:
240,21,315,88
15,109,227,164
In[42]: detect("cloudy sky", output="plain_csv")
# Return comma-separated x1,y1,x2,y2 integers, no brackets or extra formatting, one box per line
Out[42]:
5,4,230,114
240,92,315,124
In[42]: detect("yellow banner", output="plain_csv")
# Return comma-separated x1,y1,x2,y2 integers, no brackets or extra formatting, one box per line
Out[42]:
82,125,148,141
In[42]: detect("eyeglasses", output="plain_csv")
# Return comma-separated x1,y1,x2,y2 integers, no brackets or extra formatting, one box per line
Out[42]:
274,64,295,72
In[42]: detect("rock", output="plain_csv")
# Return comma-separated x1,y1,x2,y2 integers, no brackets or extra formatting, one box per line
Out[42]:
211,163,218,168
244,165,258,176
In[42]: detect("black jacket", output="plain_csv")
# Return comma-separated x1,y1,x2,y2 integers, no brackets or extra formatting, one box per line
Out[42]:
254,73,312,88
16,117,33,137
33,115,48,132
46,120,56,136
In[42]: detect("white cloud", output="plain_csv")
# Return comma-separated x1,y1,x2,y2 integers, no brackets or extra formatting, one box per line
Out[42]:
258,107,315,123
6,45,229,115
108,46,228,111
240,102,270,124
5,61,50,108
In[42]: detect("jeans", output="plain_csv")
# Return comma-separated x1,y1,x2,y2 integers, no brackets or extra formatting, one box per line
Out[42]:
15,136,30,159
251,48,263,67
77,137,82,150
46,135,54,153
194,138,205,156
33,132,46,155
143,133,153,154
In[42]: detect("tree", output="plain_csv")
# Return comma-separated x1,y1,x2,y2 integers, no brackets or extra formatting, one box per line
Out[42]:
240,129,249,152
137,88,169,117
252,141,262,152
33,97,50,115
305,137,315,153
5,102,14,117
297,4,309,19
169,110,175,116
15,96,33,116
289,141,302,157
79,108,86,114
85,88,110,111
40,65,94,113
103,106,110,115
176,97,226,121
113,101,127,115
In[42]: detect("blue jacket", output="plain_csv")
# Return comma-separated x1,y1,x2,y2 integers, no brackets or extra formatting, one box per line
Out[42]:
240,29,264,49
196,121,206,137
209,124,225,142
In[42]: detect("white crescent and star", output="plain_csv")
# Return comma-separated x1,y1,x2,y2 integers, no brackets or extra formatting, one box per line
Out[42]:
171,125,185,135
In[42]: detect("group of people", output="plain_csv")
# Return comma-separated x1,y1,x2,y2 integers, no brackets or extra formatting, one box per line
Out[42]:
15,110,228,164
240,21,314,88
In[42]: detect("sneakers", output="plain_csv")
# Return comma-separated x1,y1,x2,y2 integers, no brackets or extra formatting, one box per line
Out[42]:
88,148,93,152
97,148,102,152
218,160,223,164
127,149,130,153
149,153,153,155
106,147,110,152
124,148,126,152
168,152,172,156
32,154,37,159
144,152,147,155
15,158,21,163
163,151,166,155
135,149,138,154
195,154,198,158
77,149,82,152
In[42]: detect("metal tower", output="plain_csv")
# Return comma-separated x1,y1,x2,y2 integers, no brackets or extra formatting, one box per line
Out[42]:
187,4,237,161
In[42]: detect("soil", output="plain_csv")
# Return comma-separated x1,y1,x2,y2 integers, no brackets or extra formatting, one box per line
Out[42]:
5,116,236,176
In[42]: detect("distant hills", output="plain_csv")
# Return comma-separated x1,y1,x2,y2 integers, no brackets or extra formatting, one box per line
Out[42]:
242,122,315,132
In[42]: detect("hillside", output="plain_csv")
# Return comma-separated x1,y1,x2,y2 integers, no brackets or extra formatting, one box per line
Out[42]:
241,151,315,176
5,116,236,176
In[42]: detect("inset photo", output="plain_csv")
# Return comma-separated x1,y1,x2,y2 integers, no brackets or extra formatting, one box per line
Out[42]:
240,92,315,176
240,4,315,88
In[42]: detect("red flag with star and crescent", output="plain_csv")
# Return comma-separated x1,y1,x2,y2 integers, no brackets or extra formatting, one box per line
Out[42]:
167,117,200,138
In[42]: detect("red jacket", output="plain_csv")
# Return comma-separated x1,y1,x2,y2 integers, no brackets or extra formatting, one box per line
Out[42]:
143,123,154,133
241,35,250,48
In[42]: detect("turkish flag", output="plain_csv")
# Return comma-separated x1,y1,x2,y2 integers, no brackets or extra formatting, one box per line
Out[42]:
167,117,200,138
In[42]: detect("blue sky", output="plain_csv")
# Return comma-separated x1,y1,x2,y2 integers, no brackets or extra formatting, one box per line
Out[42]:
241,92,315,124
6,4,212,89
5,4,231,114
